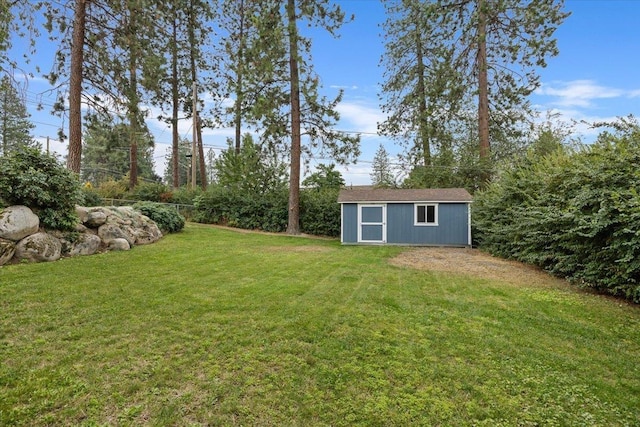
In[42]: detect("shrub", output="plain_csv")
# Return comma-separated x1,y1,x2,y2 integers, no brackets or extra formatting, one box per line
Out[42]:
95,179,128,200
473,123,640,302
193,186,288,232
193,185,343,237
171,186,202,206
129,182,172,203
300,188,341,237
80,187,103,207
0,147,81,230
133,202,185,233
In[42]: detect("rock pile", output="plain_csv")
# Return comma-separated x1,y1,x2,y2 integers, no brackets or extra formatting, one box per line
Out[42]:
0,205,163,266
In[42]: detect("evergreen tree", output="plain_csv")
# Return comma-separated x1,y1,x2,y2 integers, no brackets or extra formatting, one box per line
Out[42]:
152,0,215,189
214,134,288,194
163,137,208,188
370,144,396,188
0,75,34,156
380,0,569,186
163,138,191,188
81,114,157,185
302,164,344,190
440,0,569,164
242,0,360,234
46,0,167,186
379,0,462,170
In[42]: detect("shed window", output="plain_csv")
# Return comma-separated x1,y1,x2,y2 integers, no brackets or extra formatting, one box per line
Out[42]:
415,204,438,226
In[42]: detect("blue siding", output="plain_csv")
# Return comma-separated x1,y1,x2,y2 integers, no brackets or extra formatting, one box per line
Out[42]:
386,203,468,245
342,203,358,243
341,202,469,246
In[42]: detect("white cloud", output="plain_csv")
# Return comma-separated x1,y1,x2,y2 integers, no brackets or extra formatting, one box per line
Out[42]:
336,100,385,135
534,107,621,141
535,80,625,107
330,85,359,90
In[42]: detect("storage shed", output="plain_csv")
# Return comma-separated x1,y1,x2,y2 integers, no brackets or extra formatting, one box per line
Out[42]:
338,187,473,246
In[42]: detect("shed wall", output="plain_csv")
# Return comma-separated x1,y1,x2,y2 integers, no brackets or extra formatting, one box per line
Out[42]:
386,203,468,245
341,202,469,246
341,203,358,243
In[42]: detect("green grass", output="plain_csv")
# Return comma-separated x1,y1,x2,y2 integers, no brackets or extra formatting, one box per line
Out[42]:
1,224,639,426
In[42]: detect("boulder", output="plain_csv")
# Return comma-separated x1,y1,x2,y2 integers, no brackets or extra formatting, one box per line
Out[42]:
108,238,130,251
0,206,39,241
14,232,62,263
98,223,136,246
134,221,163,245
68,233,102,256
75,206,89,224
0,238,16,266
85,210,108,228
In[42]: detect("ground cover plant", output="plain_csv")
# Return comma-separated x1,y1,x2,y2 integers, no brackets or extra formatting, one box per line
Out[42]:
1,225,639,425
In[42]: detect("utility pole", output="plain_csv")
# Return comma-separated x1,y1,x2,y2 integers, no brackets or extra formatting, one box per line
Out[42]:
191,81,197,189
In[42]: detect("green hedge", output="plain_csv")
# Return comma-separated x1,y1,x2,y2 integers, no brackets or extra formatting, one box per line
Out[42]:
300,188,341,237
193,185,341,237
473,125,640,302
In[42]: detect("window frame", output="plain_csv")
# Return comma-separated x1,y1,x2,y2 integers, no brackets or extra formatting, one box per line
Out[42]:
414,203,438,226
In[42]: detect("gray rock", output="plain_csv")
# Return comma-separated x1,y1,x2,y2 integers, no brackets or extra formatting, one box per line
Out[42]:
134,222,163,245
68,233,102,256
98,223,136,246
108,238,130,251
75,223,89,233
0,238,16,266
108,209,164,245
75,206,89,224
85,210,108,228
14,232,62,263
0,206,40,241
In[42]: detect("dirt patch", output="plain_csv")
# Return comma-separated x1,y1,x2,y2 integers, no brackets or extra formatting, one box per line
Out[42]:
390,247,567,288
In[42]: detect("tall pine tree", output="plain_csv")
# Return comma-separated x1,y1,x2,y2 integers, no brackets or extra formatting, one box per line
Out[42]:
0,75,34,156
243,0,360,234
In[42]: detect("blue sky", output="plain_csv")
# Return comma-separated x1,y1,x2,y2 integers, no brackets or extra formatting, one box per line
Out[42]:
12,0,640,185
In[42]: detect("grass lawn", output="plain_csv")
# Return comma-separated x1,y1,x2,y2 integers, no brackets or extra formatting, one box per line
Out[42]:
1,224,639,426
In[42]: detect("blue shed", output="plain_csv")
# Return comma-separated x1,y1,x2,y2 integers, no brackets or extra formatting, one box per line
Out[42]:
338,187,473,246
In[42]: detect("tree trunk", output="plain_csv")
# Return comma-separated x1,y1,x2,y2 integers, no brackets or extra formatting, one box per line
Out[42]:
128,7,139,189
286,0,301,235
234,0,245,154
67,0,87,173
477,0,490,162
188,0,202,189
414,20,431,168
171,14,180,188
197,115,207,189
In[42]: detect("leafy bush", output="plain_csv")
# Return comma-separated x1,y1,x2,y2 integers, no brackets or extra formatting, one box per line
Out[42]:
80,187,103,207
0,147,81,230
171,186,202,206
193,185,342,237
129,182,172,202
193,186,288,232
474,122,640,302
300,188,341,237
95,178,128,200
133,202,185,233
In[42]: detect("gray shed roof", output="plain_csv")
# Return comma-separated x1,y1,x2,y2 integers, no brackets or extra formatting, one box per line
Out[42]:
337,187,473,203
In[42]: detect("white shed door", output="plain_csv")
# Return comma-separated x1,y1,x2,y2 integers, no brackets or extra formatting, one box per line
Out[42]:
358,204,386,243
